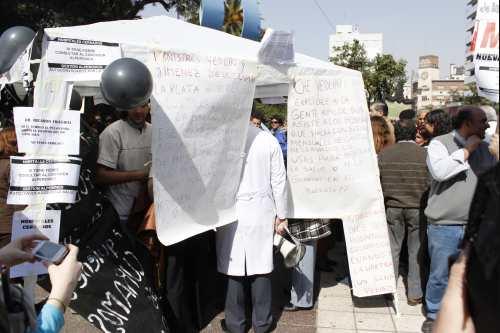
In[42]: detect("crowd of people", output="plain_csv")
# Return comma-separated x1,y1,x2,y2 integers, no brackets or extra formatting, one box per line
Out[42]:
0,97,499,333
372,102,499,333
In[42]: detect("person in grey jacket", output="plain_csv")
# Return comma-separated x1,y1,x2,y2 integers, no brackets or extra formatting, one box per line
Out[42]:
421,106,496,333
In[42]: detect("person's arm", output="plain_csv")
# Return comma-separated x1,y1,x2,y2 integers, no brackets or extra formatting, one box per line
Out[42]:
35,304,64,333
95,128,149,186
426,138,477,182
95,164,148,186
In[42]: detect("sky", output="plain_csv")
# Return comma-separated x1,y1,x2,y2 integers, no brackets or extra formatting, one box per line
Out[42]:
141,0,467,79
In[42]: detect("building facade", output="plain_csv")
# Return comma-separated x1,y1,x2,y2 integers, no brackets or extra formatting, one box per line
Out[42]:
449,64,466,80
329,25,383,60
415,55,466,110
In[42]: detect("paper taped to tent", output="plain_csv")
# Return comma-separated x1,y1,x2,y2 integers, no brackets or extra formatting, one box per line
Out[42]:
3,15,396,298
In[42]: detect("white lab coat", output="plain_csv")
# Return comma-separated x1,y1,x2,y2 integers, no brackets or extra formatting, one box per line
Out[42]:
216,125,287,276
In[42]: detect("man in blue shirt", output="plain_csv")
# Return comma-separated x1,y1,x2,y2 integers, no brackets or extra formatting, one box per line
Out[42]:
270,116,287,165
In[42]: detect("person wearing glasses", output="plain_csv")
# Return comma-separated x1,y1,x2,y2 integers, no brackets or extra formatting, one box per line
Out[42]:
269,116,287,165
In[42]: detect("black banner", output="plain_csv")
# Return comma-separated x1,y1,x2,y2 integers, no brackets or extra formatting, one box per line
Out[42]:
42,129,168,332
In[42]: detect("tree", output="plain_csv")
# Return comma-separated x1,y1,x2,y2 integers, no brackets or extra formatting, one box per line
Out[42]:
0,0,200,32
330,39,370,74
330,41,407,104
365,54,407,103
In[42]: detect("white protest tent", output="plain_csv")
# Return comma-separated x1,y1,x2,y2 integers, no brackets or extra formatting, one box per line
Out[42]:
9,16,396,300
38,15,352,97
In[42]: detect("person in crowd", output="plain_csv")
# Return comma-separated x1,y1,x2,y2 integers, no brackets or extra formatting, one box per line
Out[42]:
269,116,287,164
370,115,392,154
0,235,82,333
95,102,152,225
0,128,25,248
399,109,416,120
480,105,498,143
370,102,395,145
422,106,496,333
415,110,430,146
423,109,452,140
378,119,429,306
250,110,264,129
216,121,287,333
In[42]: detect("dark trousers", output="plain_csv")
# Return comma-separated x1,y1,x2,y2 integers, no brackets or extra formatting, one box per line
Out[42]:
164,232,214,333
225,274,273,333
386,207,422,299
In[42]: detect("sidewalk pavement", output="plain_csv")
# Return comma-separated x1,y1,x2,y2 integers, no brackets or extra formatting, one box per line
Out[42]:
38,241,426,333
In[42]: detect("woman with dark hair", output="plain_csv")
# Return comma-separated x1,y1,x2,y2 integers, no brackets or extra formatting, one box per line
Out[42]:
423,109,453,140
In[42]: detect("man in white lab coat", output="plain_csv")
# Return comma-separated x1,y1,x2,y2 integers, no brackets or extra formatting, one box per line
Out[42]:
216,124,288,333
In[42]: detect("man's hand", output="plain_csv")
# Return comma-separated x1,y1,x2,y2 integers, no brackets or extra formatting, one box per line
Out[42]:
464,135,482,160
275,217,288,236
0,234,48,267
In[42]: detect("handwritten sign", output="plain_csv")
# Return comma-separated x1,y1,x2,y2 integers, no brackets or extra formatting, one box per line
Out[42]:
14,107,81,155
10,210,61,278
148,50,257,246
7,156,81,204
45,37,121,80
342,200,396,297
286,67,395,297
286,68,379,218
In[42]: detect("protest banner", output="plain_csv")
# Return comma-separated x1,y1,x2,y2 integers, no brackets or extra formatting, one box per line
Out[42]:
286,67,396,297
45,37,121,81
13,107,81,155
149,49,257,246
471,19,499,102
7,156,81,204
10,210,61,278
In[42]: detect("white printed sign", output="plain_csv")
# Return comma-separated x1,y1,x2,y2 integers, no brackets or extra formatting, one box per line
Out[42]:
471,20,499,102
14,107,81,155
46,37,121,80
286,67,396,297
149,50,257,246
8,156,81,204
10,210,61,278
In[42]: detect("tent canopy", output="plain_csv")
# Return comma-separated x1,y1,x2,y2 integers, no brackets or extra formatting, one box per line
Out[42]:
42,16,355,98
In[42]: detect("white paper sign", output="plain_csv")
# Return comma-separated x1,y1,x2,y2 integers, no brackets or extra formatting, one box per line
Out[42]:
14,107,81,155
343,200,396,297
8,156,81,204
149,49,257,246
0,41,32,85
286,67,396,297
258,29,295,65
287,68,380,217
472,20,499,102
46,37,121,80
10,210,61,278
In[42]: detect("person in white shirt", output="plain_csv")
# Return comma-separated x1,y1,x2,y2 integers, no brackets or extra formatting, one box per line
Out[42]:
216,123,287,333
422,106,496,333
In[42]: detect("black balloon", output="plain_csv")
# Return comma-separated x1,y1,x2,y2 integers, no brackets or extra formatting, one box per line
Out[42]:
100,58,153,110
0,26,35,74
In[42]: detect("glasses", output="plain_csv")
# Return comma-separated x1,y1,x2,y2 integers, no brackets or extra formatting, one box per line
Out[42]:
271,120,280,124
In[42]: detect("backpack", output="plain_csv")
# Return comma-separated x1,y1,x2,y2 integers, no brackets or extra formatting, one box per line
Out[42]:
0,273,37,333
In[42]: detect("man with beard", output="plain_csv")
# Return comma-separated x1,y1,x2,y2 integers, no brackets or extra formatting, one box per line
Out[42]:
422,106,496,332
